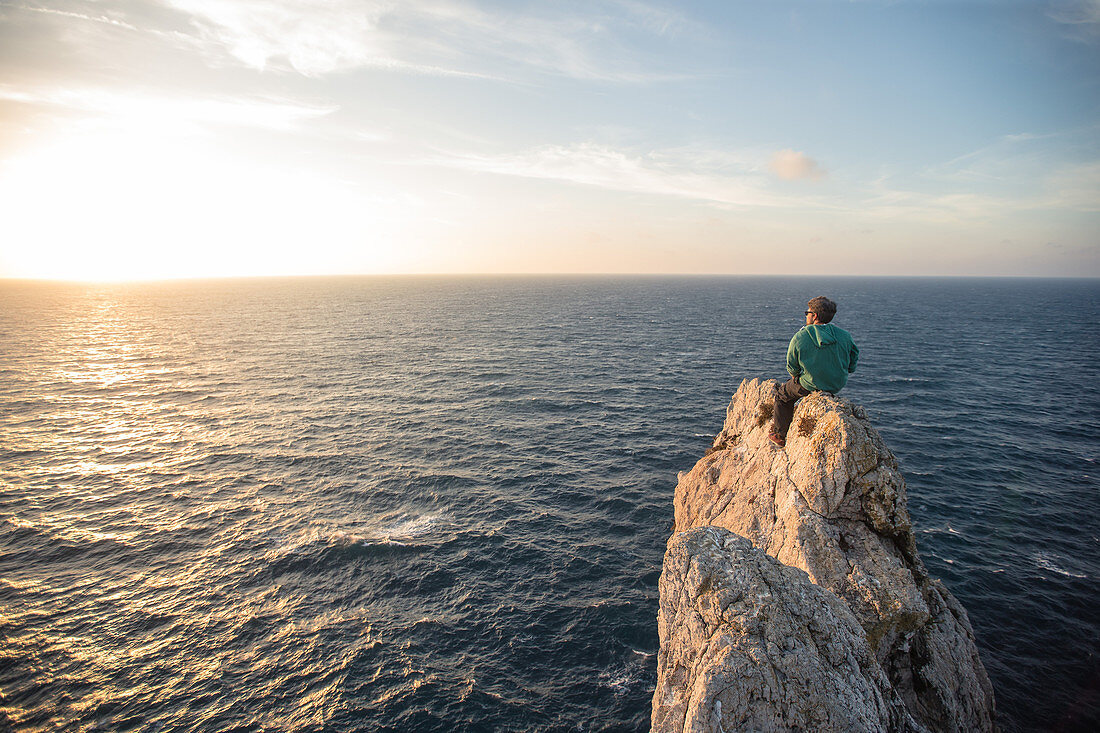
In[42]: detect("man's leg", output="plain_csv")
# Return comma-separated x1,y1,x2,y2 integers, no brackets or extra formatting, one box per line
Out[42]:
772,377,809,440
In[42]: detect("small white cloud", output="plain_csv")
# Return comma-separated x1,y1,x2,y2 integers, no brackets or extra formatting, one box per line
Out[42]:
770,149,826,181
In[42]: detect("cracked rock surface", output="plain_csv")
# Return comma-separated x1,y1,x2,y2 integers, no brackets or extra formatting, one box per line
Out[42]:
652,379,996,732
652,528,919,733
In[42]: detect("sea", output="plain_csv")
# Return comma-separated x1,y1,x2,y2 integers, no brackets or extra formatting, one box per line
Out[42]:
0,275,1097,732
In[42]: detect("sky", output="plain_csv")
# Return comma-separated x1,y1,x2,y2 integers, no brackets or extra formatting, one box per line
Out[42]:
0,0,1097,280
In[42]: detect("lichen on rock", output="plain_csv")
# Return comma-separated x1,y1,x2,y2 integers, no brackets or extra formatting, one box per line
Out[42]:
652,379,997,732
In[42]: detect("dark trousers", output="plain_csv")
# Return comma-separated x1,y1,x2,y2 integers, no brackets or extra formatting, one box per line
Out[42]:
772,377,811,438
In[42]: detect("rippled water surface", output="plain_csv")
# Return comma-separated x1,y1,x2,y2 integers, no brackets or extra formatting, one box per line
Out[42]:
1,276,1097,732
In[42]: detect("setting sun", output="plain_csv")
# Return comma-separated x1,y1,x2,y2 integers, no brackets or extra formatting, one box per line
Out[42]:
0,122,413,281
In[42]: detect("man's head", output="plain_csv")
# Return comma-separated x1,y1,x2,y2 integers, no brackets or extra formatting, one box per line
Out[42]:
806,296,837,324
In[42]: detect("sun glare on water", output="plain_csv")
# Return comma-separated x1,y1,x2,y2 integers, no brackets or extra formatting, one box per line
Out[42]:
0,126,410,282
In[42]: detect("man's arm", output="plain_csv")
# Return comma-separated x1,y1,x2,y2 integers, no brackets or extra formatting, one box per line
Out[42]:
848,340,859,373
786,334,801,380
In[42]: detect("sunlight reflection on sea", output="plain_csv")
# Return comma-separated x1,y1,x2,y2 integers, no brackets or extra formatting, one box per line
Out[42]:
0,276,1097,732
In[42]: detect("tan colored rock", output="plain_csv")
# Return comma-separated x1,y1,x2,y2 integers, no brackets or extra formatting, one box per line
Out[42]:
655,378,996,732
652,527,920,733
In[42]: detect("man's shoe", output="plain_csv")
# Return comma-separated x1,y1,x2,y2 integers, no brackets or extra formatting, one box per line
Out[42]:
768,432,785,448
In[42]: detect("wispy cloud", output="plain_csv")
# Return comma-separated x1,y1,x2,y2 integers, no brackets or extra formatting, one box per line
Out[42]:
12,3,140,31
908,129,1100,214
435,135,1100,222
430,136,1100,221
770,149,826,181
861,138,1100,222
162,0,401,76
1047,0,1100,41
429,142,823,209
1048,0,1100,25
860,187,1020,223
0,85,336,132
157,0,698,80
1039,160,1100,211
608,0,689,35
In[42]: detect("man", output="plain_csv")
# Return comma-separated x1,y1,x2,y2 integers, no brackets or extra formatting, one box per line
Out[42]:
769,296,858,448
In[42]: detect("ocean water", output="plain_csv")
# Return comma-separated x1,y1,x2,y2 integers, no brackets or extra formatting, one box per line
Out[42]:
0,275,1097,732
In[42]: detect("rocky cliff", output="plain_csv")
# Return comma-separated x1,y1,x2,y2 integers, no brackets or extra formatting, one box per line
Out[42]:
651,379,996,732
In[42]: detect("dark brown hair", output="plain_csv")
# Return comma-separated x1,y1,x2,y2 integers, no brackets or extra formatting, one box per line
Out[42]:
807,296,837,323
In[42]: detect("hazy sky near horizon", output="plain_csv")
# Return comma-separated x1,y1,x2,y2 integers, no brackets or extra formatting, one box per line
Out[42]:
0,0,1097,280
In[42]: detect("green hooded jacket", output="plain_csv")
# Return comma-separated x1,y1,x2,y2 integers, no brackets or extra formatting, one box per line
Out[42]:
786,323,859,393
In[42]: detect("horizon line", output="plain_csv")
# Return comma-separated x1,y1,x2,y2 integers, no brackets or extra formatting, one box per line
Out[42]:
3,272,1099,285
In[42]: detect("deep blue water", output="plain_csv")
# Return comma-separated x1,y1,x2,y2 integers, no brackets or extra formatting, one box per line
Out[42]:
0,276,1097,732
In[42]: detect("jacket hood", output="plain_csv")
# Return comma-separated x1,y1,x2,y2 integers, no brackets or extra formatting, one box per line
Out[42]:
804,323,838,346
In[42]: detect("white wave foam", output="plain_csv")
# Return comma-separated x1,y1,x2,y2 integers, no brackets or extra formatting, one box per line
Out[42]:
919,524,962,536
364,513,449,546
268,528,368,557
381,514,442,539
269,513,450,553
362,537,408,548
598,668,636,693
1034,552,1088,579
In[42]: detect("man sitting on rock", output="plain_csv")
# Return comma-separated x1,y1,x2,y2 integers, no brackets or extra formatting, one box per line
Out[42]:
769,296,859,448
